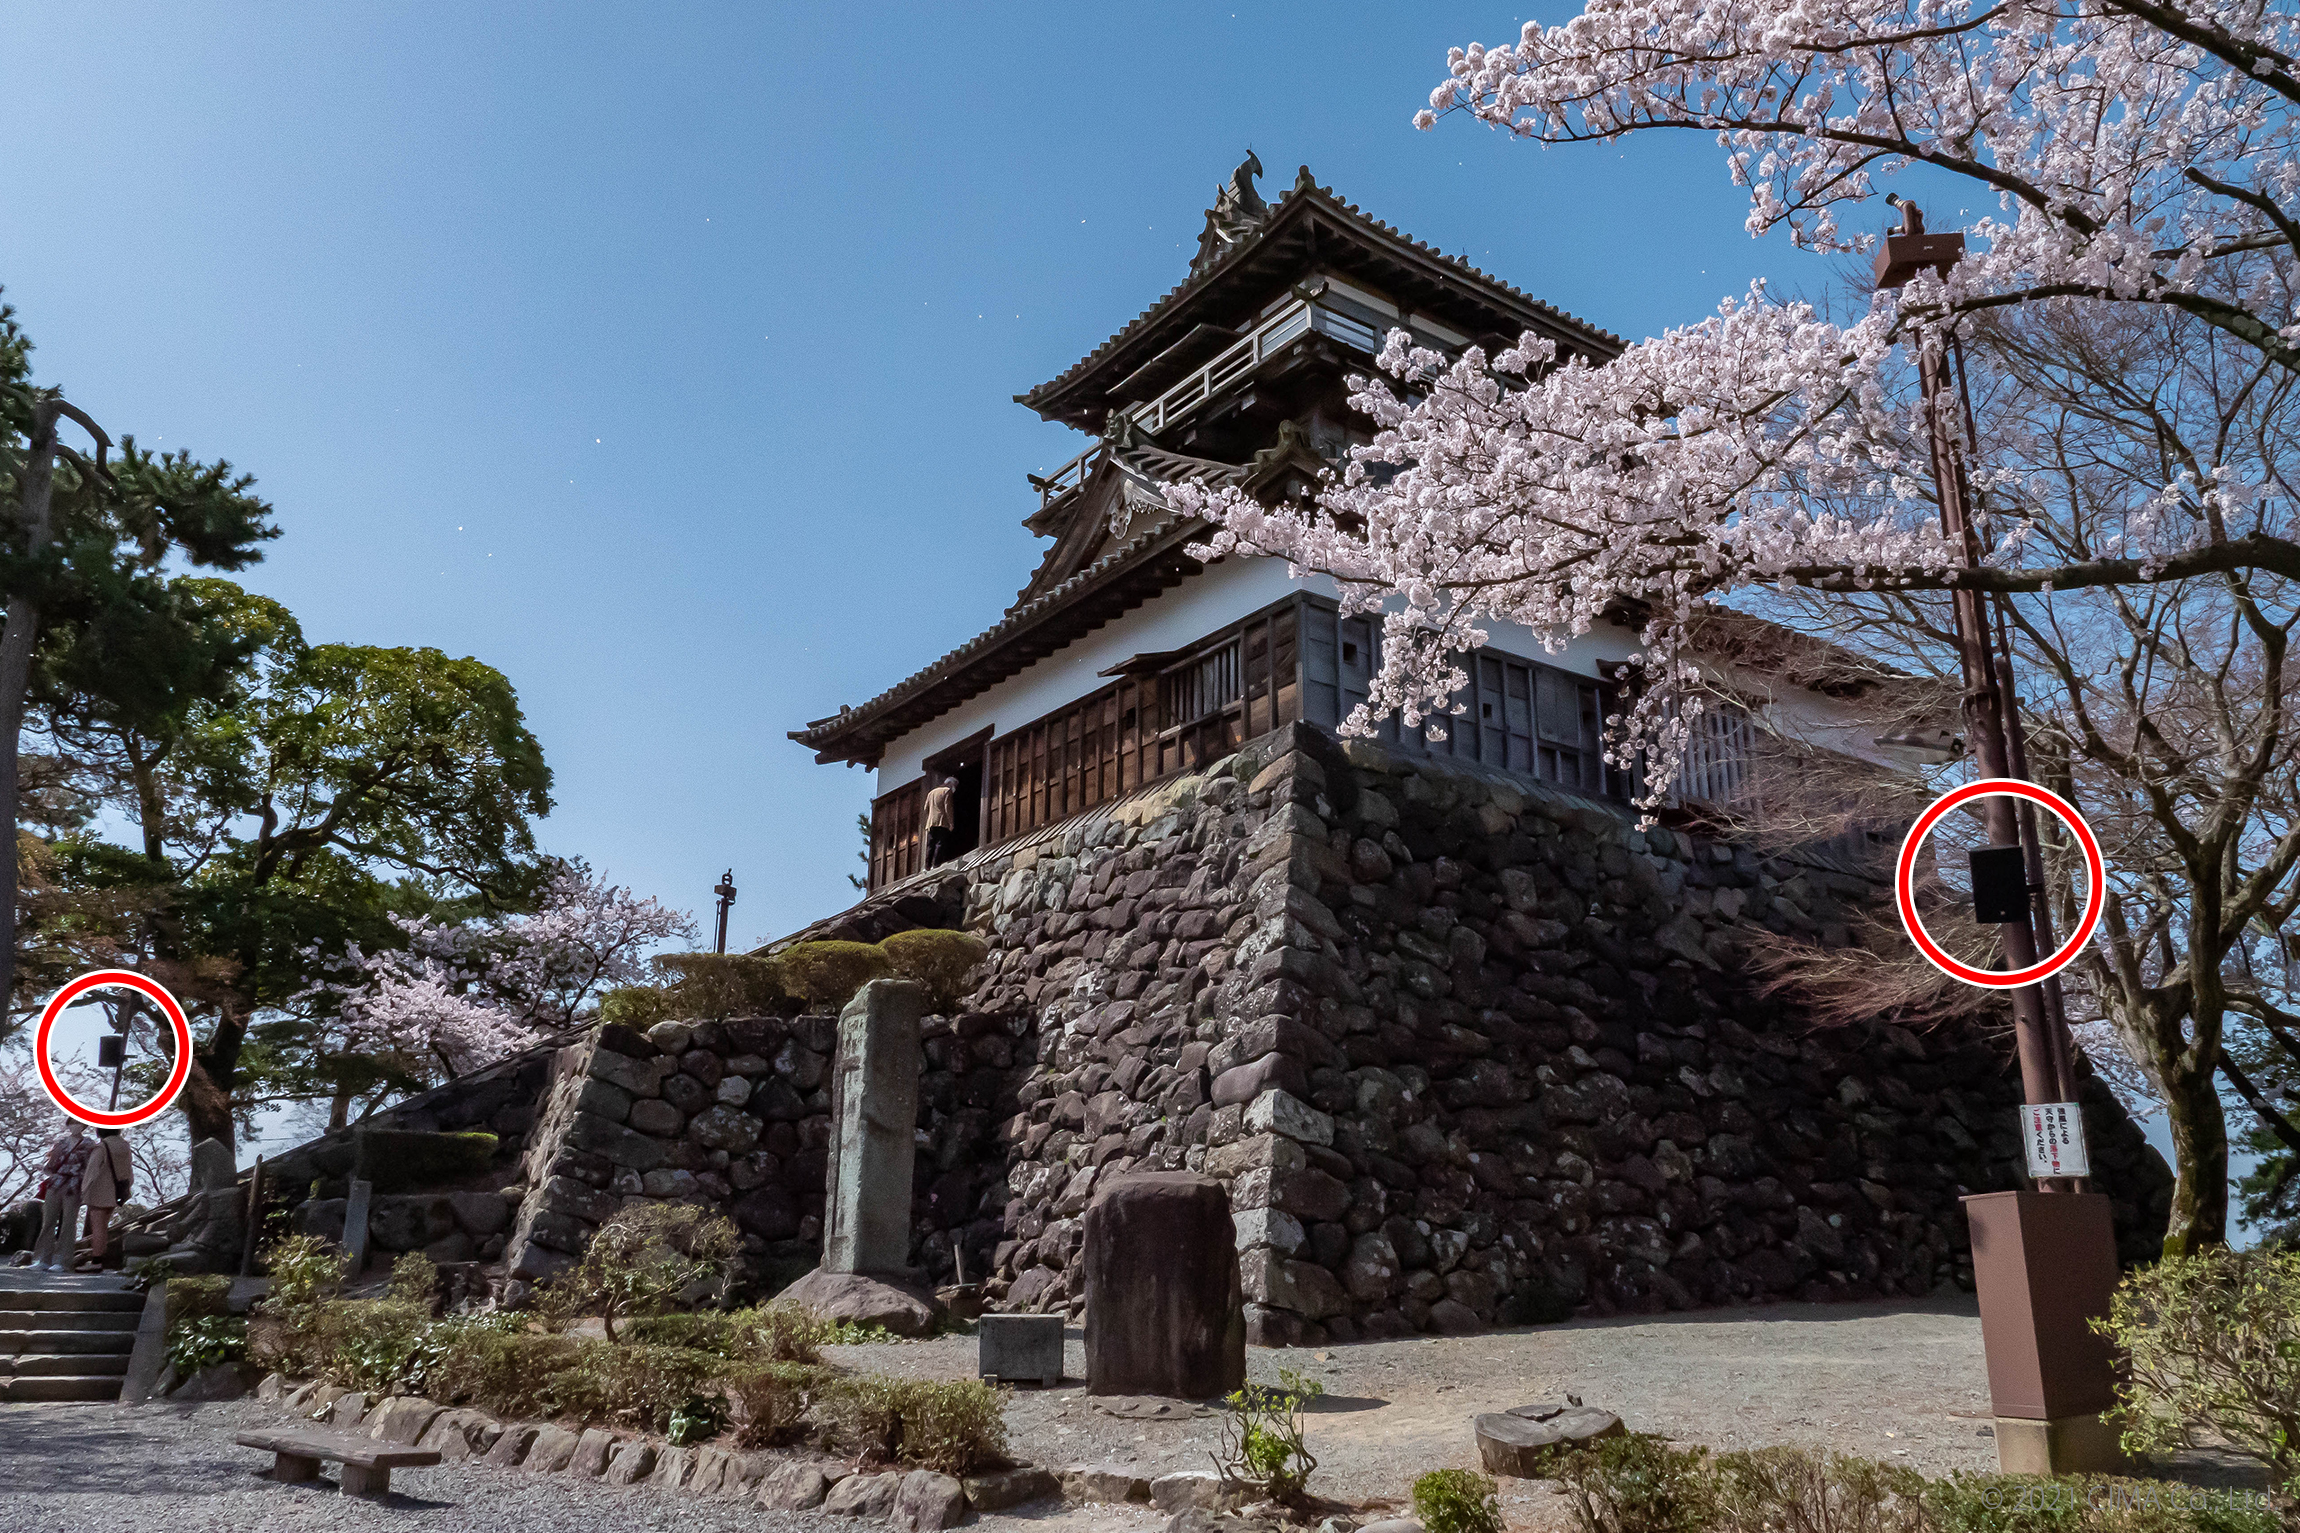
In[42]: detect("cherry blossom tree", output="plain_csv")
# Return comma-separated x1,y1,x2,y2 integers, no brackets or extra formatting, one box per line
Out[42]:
1178,0,2300,809
308,864,693,1102
1423,0,2300,368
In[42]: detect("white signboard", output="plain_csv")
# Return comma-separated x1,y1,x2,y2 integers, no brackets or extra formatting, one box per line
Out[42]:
2023,1103,2091,1178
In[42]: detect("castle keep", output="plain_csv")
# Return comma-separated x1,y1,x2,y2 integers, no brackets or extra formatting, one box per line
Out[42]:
191,162,2171,1341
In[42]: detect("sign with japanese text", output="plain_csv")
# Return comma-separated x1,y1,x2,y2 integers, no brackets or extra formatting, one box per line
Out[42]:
2023,1102,2091,1179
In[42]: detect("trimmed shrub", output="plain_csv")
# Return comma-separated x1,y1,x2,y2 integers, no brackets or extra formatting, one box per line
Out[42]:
807,1376,1009,1474
879,929,990,1008
542,1341,729,1432
388,1251,438,1308
165,1273,232,1328
652,952,788,1017
897,1378,1010,1476
260,1233,343,1318
2097,1247,2300,1512
539,1203,741,1341
1552,1435,1717,1533
623,1303,824,1365
428,1328,589,1420
599,985,677,1029
1710,1446,1926,1533
776,941,891,1009
726,1360,828,1447
1414,1469,1504,1533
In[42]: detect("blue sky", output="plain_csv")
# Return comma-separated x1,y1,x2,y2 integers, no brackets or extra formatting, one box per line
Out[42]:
1,2,1820,945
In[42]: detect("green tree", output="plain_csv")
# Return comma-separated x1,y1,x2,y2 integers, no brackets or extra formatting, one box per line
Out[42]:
156,642,554,1146
0,293,278,1013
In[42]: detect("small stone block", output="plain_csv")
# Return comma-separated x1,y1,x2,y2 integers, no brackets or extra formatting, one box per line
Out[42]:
961,1466,1058,1511
980,1313,1065,1384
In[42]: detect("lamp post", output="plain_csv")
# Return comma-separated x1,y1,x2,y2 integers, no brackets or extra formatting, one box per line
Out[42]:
713,869,738,955
1875,199,2124,1474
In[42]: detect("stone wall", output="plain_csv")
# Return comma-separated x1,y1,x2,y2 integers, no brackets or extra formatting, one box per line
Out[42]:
947,723,2171,1343
265,720,2169,1340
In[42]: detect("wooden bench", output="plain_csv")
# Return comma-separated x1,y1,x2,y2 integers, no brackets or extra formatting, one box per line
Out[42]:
235,1425,441,1500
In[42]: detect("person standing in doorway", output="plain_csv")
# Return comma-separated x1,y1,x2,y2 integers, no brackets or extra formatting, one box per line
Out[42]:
923,776,959,867
29,1119,92,1271
77,1129,132,1272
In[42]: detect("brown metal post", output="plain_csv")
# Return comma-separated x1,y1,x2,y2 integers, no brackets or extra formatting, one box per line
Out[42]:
1908,320,2061,1107
1878,202,2123,1474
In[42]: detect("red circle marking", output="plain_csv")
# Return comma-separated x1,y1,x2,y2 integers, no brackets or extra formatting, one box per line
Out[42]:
1895,780,2104,988
33,971,194,1128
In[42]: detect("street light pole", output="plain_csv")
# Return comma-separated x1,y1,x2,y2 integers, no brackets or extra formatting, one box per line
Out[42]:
1876,199,2124,1475
713,870,738,955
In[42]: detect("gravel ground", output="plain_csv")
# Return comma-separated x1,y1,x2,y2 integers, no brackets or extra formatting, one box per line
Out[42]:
833,1292,2004,1508
3,1296,2261,1533
0,1396,1167,1533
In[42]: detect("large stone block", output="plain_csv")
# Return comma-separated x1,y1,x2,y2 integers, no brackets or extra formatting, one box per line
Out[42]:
565,1114,668,1172
588,1047,668,1098
1082,1171,1244,1396
822,977,929,1275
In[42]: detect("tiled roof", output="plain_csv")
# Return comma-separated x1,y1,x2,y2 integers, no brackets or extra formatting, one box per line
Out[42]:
790,447,1241,759
1019,168,1625,411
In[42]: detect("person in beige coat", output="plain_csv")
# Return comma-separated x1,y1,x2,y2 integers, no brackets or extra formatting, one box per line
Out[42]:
28,1120,91,1270
77,1129,132,1272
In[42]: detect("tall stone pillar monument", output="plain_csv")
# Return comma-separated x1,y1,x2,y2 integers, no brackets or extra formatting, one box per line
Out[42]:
822,976,928,1274
780,976,944,1336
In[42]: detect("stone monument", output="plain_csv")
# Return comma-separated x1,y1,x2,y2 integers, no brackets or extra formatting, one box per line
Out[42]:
778,977,945,1335
1082,1171,1245,1397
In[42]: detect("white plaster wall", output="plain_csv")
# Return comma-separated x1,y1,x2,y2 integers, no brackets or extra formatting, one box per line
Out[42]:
870,556,1305,793
868,556,1654,796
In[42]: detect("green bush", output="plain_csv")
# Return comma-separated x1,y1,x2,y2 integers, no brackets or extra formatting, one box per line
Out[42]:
543,1341,730,1432
1553,1435,1717,1533
776,940,892,1009
1710,1446,1926,1533
538,1203,741,1341
879,929,990,1008
165,1314,246,1375
387,1251,438,1308
1540,1440,2278,1533
427,1328,590,1419
725,1360,827,1447
599,985,677,1029
806,1375,1010,1474
667,1391,728,1447
261,1233,343,1312
2096,1248,2300,1511
652,952,788,1018
896,1378,1010,1476
165,1274,232,1328
1414,1469,1503,1533
622,1303,824,1365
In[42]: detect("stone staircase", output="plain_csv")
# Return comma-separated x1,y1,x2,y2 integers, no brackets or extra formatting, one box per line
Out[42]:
0,1277,145,1402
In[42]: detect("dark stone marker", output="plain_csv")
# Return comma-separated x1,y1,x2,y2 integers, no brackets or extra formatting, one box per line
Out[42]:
1082,1171,1244,1398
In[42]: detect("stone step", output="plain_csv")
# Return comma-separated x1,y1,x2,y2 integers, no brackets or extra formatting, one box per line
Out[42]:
5,1351,133,1377
0,1306,143,1331
0,1286,146,1314
0,1373,125,1403
0,1327,141,1355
